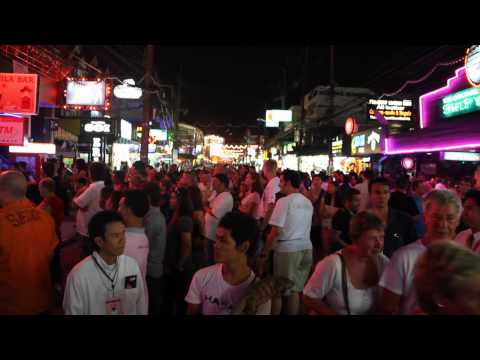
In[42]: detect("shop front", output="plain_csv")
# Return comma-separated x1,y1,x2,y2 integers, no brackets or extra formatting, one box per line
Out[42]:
350,127,384,174
384,60,480,177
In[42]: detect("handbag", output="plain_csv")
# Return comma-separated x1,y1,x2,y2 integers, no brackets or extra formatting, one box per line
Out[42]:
338,253,351,315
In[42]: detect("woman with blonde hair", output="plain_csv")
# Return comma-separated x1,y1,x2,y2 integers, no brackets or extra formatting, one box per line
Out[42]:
303,211,389,315
414,241,480,315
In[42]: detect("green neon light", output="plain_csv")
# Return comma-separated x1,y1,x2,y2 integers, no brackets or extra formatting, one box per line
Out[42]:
442,87,480,118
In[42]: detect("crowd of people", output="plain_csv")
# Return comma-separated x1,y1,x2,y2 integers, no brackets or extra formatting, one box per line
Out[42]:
1,157,480,315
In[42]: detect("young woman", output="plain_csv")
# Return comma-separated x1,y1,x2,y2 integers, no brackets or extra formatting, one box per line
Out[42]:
303,211,389,315
239,172,263,220
187,185,207,272
164,188,195,315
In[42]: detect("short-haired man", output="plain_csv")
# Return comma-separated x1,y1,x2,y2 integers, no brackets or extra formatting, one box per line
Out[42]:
389,176,419,218
379,190,462,315
204,173,234,265
38,177,65,240
63,211,147,315
185,212,271,315
0,171,59,314
73,162,106,258
118,190,150,281
127,161,148,190
331,187,361,252
354,169,374,212
257,160,280,231
368,177,417,257
411,179,430,239
258,170,313,315
455,189,480,254
143,182,168,315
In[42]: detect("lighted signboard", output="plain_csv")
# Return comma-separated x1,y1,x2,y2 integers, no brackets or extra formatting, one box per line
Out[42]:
9,141,56,154
351,128,382,155
114,79,142,99
441,151,480,162
0,116,24,146
368,99,413,121
266,110,292,123
331,136,343,156
345,116,358,135
441,87,480,118
120,119,132,140
83,120,111,134
149,129,168,142
466,45,480,88
0,73,39,115
65,78,111,111
402,157,415,170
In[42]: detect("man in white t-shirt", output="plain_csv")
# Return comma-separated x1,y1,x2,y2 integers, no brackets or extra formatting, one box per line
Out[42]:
258,169,313,315
185,212,273,315
257,160,280,231
63,211,147,315
379,190,462,315
72,162,106,258
204,173,234,265
455,189,480,254
354,169,374,212
118,190,150,281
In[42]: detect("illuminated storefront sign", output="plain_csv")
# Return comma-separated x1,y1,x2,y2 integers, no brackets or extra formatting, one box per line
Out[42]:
9,141,56,154
368,99,413,121
345,116,358,135
331,136,343,156
114,79,142,99
120,119,132,140
441,87,480,118
351,128,382,155
149,129,168,142
0,73,39,115
266,110,292,123
64,78,111,111
466,45,480,88
441,151,480,162
0,116,24,146
84,120,111,134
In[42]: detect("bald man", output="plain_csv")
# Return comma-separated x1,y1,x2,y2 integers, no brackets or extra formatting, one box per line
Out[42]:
0,171,59,314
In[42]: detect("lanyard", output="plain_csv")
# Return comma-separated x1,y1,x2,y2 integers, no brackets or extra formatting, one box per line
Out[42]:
92,254,119,295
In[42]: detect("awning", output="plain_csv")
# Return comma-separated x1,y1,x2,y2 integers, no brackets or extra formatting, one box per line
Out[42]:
385,117,480,155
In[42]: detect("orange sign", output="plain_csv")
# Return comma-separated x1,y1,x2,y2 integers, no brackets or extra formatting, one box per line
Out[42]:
0,73,39,115
0,116,25,146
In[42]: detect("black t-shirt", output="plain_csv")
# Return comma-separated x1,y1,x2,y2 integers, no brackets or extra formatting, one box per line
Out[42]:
384,208,418,258
331,208,353,252
389,191,419,218
165,215,194,270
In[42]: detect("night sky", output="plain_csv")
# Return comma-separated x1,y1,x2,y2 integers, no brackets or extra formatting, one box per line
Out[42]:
100,45,468,141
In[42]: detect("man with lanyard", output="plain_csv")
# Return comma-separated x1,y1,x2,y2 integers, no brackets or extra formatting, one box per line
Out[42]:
204,173,234,265
63,211,147,315
72,162,106,258
455,189,480,254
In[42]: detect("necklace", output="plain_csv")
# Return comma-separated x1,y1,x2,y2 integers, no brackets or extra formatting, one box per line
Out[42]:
92,254,120,295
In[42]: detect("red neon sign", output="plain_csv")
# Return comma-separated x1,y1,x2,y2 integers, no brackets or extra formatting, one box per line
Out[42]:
0,73,39,115
0,116,25,146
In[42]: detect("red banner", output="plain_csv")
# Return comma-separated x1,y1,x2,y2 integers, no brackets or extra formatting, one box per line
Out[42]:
0,73,39,115
0,116,25,146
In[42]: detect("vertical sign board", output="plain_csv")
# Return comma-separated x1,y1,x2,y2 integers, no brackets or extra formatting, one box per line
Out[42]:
0,73,39,115
0,116,25,146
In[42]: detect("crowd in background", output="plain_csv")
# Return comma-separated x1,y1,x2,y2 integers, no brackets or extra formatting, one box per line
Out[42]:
2,157,480,315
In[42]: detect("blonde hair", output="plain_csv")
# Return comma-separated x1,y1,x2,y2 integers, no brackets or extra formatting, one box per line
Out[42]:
414,241,480,314
263,160,277,175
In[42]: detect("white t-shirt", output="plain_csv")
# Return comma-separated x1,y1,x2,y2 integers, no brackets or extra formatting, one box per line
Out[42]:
241,192,261,219
354,181,370,213
185,264,271,315
257,177,280,219
63,252,148,315
303,251,389,315
124,228,150,280
379,239,426,315
204,192,234,241
455,229,480,253
73,181,105,236
269,193,313,253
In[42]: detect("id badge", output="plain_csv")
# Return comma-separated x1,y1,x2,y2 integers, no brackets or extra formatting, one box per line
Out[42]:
106,298,124,315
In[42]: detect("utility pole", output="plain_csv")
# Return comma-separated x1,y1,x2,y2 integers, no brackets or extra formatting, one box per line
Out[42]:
298,46,310,149
328,45,336,173
140,45,154,164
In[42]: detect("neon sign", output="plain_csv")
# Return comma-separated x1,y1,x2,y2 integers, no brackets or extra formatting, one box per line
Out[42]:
441,87,480,118
465,45,480,88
